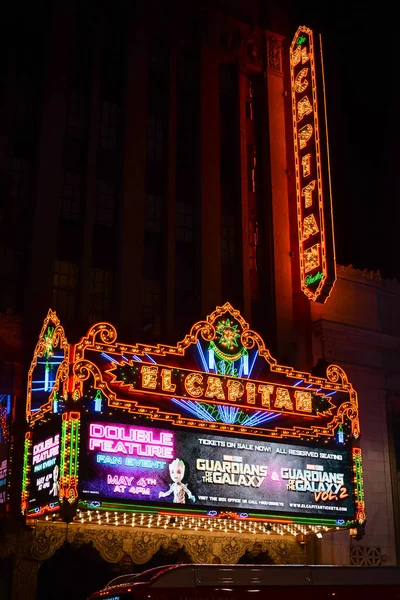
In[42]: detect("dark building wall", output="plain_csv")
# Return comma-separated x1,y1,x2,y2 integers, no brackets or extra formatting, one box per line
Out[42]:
1,0,287,355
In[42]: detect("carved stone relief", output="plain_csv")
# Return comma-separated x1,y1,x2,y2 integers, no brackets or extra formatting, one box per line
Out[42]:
26,522,304,565
3,521,306,600
266,32,284,76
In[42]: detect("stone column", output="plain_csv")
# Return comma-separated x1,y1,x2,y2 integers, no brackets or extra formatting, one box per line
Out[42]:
265,32,295,363
200,41,222,314
12,557,41,600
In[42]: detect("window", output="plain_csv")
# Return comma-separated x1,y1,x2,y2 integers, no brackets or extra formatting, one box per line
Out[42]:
67,91,88,140
8,158,28,222
175,249,194,292
221,213,237,264
9,158,27,199
141,279,161,335
0,246,18,311
60,172,81,221
96,181,115,226
175,202,193,243
147,116,163,162
52,261,79,321
145,194,163,232
100,101,117,150
88,267,113,323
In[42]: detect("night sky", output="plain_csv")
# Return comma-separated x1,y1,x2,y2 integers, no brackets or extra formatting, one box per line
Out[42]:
293,1,398,281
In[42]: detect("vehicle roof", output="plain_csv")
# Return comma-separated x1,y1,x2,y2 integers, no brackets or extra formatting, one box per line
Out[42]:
91,563,400,596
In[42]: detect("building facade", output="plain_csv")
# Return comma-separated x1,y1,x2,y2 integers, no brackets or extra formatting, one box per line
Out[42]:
0,2,399,600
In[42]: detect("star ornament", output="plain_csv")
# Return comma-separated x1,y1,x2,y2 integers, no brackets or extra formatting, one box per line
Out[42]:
216,319,240,350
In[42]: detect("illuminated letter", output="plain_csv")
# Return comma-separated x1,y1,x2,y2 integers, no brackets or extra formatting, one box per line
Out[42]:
258,385,274,408
161,369,176,393
90,424,104,438
301,46,309,63
184,373,204,398
141,366,158,389
246,382,256,405
291,45,309,67
301,154,311,177
304,244,320,273
298,124,313,149
303,214,319,240
294,390,312,413
297,96,313,121
227,379,244,402
302,180,316,208
275,388,293,410
295,68,309,94
291,45,301,66
205,377,225,400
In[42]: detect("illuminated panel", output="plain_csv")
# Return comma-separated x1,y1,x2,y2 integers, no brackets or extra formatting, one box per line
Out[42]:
26,302,365,527
79,421,355,520
290,26,336,303
73,302,361,441
26,309,70,424
0,394,12,509
24,426,61,517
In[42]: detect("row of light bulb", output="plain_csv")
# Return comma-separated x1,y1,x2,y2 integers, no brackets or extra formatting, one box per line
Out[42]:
43,510,338,537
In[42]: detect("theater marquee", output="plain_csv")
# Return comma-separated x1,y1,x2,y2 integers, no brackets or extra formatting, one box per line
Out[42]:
22,303,365,534
290,26,336,303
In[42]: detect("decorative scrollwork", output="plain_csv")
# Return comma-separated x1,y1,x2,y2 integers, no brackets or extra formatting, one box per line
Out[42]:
31,525,66,561
85,322,118,347
184,535,213,563
326,364,349,386
74,360,96,382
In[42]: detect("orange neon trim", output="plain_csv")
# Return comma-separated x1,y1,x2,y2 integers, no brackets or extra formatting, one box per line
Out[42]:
26,309,69,425
290,26,336,303
70,302,359,441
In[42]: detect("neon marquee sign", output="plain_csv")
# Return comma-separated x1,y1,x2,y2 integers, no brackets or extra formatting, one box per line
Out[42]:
290,26,336,303
107,360,325,417
23,303,365,528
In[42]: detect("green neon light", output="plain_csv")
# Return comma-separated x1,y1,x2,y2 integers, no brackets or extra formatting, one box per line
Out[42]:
216,319,241,350
60,420,67,479
69,420,75,477
74,419,80,477
43,326,54,358
216,359,238,376
296,35,307,46
22,436,30,494
305,271,323,286
354,452,364,503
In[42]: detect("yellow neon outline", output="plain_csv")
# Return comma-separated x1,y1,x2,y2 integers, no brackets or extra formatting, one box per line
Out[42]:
290,26,336,303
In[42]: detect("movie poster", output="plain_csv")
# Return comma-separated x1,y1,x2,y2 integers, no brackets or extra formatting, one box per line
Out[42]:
80,422,355,519
28,428,61,512
0,394,12,507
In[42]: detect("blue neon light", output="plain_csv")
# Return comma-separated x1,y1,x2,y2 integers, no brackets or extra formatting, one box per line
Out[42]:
242,353,249,376
145,354,157,364
247,351,258,378
101,352,119,363
132,355,142,362
238,357,243,378
37,361,63,365
196,341,209,373
208,348,215,370
171,398,217,421
217,404,239,424
325,391,337,397
293,379,304,387
241,410,280,427
171,398,280,427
